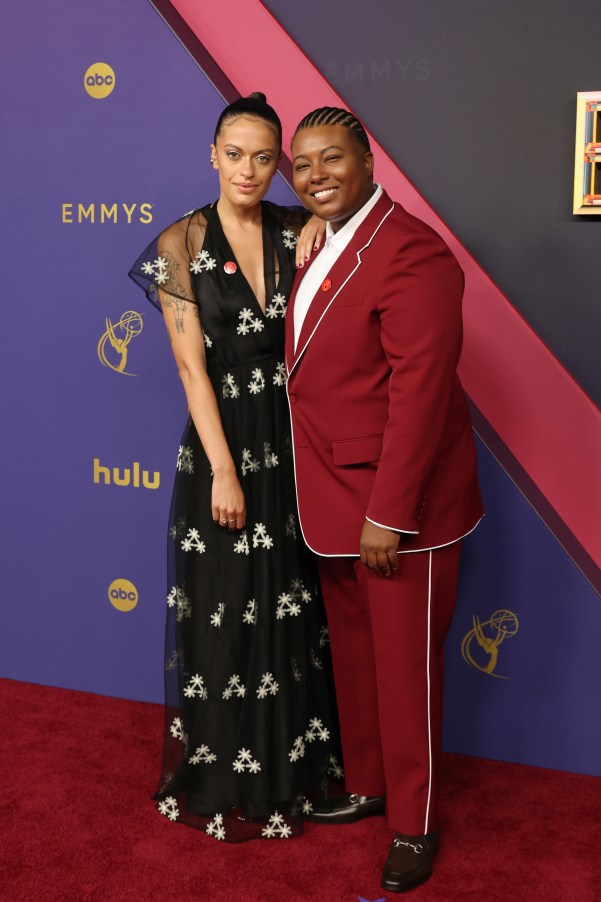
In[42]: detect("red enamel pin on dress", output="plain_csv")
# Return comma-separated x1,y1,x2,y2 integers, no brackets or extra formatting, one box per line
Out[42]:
224,261,237,275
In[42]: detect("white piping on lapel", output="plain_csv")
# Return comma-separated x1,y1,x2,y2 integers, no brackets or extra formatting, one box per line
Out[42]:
288,201,395,377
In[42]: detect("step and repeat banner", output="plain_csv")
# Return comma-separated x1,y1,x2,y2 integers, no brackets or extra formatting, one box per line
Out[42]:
2,0,600,778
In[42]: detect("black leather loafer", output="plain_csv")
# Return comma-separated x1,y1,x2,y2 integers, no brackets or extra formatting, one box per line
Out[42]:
381,831,439,893
304,792,386,824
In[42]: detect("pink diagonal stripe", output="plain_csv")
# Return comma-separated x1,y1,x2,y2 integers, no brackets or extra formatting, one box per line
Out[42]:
170,0,601,572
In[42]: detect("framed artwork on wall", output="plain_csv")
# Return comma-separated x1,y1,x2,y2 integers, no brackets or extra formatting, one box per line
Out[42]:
573,91,601,214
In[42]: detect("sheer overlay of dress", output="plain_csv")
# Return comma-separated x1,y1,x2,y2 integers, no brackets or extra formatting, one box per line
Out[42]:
129,202,342,842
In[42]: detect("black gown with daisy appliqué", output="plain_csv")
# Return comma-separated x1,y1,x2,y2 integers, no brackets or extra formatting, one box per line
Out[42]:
129,202,342,842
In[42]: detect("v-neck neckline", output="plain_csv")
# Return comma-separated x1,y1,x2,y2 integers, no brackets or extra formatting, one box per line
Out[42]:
213,201,270,320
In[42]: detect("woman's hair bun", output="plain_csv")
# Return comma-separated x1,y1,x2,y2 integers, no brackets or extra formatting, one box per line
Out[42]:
214,92,281,145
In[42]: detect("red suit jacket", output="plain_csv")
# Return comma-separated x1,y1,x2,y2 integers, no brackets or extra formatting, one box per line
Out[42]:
285,190,483,555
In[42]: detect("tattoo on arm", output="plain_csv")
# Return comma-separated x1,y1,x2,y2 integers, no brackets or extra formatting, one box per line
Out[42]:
157,250,198,334
167,297,189,333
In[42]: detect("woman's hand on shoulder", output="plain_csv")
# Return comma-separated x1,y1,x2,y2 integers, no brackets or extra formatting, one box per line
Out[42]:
295,216,326,268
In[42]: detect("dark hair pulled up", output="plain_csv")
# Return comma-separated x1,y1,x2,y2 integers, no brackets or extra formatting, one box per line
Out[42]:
213,92,282,147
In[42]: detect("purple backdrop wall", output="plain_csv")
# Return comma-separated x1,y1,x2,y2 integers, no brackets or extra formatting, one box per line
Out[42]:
2,0,599,778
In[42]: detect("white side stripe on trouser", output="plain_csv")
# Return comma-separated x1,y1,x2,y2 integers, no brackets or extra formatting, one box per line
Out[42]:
424,550,433,834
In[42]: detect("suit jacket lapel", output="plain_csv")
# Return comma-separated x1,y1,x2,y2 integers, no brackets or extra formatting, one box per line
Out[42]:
288,191,395,376
285,246,321,374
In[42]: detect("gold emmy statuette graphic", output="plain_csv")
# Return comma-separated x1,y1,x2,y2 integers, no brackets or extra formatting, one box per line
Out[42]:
84,62,116,99
108,579,138,612
97,310,143,376
461,609,519,680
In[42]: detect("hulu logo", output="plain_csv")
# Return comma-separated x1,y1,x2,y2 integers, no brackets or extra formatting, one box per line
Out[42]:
93,458,160,489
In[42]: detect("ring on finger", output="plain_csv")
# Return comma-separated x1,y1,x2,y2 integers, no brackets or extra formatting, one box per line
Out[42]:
220,518,228,525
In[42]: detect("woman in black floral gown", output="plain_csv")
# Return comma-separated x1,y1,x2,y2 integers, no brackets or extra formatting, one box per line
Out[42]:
129,94,341,842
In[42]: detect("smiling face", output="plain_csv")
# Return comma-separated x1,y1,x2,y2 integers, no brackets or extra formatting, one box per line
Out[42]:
211,116,280,209
291,124,374,230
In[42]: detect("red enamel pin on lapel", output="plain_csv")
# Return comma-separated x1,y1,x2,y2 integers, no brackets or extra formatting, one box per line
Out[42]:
321,278,332,292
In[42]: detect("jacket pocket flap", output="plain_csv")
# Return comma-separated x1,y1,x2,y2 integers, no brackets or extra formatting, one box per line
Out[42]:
334,289,365,308
332,434,383,466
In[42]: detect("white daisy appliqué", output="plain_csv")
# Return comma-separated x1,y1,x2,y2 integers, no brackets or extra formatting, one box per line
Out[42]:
222,373,240,399
157,796,179,821
167,586,192,621
273,362,287,387
262,811,292,838
165,650,179,672
181,528,206,554
141,256,170,285
281,229,298,250
241,448,260,476
243,598,257,625
252,523,273,549
169,517,186,540
183,674,208,700
232,748,261,774
237,307,264,336
290,578,312,605
210,602,225,628
263,442,278,468
328,755,345,779
310,648,323,671
302,798,313,815
305,717,330,743
248,368,266,395
206,813,226,841
169,716,188,744
276,592,301,620
288,736,306,763
177,445,194,474
285,513,297,539
189,744,217,765
222,674,246,700
233,530,250,555
265,292,287,319
189,249,217,275
256,672,279,699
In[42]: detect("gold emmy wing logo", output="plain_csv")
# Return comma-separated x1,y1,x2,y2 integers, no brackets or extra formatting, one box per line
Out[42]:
98,310,143,376
461,609,519,680
84,62,115,99
108,579,138,612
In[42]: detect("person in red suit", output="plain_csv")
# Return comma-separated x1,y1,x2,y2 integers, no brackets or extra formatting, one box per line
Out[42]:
288,107,483,893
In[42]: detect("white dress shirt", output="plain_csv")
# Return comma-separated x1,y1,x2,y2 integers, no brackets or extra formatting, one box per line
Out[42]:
293,183,383,351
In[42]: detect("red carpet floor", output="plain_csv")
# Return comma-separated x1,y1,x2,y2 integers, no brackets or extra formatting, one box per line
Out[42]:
0,678,598,902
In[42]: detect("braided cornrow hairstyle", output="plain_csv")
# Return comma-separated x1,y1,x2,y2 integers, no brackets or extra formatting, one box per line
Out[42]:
293,107,371,152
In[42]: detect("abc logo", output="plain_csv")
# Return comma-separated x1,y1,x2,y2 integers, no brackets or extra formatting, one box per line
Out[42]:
108,578,138,612
84,63,116,99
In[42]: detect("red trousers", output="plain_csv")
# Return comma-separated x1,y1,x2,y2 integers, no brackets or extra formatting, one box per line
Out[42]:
317,543,461,835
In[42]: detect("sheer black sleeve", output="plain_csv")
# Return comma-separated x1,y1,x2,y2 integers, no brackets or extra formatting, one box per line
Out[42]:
128,210,207,312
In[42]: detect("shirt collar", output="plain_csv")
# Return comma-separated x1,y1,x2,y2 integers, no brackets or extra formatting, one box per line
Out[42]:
325,183,383,248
